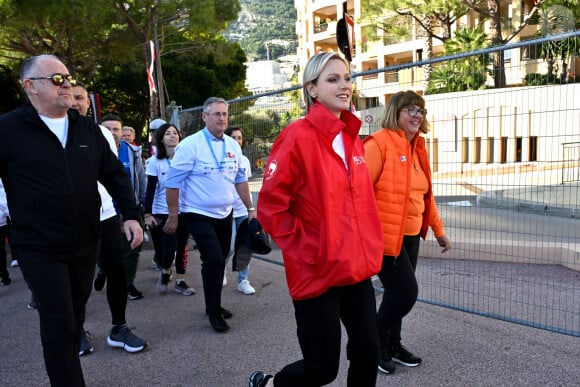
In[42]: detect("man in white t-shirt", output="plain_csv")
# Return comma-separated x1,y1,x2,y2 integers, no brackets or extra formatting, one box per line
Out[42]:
164,97,256,333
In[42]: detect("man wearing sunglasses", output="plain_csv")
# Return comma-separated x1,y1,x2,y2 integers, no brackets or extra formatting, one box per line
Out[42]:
0,54,143,386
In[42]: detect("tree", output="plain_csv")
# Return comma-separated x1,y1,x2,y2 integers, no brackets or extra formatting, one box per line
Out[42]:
0,0,246,123
535,3,579,83
361,0,568,88
461,0,551,88
361,0,472,80
427,26,490,93
112,0,241,118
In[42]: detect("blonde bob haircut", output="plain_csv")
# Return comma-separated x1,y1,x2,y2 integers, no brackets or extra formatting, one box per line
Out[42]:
302,51,350,113
380,90,430,134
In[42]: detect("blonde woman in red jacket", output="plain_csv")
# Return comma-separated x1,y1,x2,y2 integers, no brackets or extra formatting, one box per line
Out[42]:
364,90,451,375
251,52,384,387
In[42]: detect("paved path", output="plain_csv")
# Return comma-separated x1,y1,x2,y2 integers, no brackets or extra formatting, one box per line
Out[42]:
1,245,579,386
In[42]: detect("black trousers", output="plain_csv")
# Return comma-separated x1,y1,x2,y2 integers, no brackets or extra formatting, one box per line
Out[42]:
0,222,9,278
377,234,420,352
181,211,232,316
274,279,379,387
152,214,190,274
98,215,128,326
18,243,98,387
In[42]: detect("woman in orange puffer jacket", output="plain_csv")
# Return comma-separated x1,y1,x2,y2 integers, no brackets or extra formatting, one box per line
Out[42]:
364,90,451,375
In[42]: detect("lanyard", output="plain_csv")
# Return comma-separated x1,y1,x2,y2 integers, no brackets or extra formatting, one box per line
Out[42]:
202,128,226,172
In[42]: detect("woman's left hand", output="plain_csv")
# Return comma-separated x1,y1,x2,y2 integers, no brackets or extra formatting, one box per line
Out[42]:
437,235,451,253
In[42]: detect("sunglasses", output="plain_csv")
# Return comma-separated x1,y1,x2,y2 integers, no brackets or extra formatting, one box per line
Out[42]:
404,106,427,117
28,73,77,86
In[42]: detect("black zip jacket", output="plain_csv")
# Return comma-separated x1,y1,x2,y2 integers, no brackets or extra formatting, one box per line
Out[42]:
0,105,140,253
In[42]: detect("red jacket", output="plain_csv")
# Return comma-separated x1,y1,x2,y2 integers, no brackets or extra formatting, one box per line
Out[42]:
364,129,445,256
258,103,384,301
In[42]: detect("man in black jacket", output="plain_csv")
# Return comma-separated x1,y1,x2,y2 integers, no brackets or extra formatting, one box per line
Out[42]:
0,54,143,387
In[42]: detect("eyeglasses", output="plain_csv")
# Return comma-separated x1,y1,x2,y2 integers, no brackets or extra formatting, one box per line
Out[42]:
404,106,427,117
28,73,77,87
207,112,228,118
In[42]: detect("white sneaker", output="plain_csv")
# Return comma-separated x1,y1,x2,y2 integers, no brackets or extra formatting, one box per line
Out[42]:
237,280,255,295
222,271,227,287
10,260,18,268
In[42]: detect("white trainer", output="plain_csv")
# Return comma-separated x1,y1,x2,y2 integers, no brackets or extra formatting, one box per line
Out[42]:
237,280,255,295
10,260,18,268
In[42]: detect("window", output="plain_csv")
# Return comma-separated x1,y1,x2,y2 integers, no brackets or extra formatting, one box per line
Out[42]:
487,137,494,163
515,137,523,162
500,137,508,164
529,136,538,161
474,137,481,164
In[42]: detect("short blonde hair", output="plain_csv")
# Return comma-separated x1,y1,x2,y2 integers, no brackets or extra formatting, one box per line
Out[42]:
381,90,430,134
302,52,349,113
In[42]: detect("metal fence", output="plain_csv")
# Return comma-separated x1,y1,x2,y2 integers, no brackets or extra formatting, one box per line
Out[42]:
178,31,580,337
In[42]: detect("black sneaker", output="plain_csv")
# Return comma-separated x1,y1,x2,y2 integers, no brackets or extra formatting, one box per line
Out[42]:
0,275,12,286
93,271,107,291
249,371,273,387
208,314,230,332
205,307,233,320
378,356,395,374
79,331,94,356
391,344,422,367
127,284,143,300
107,325,148,353
27,299,38,310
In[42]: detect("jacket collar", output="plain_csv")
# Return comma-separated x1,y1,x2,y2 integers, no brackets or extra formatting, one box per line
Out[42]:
305,102,361,140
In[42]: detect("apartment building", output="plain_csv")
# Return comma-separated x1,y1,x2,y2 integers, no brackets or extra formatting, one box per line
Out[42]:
293,0,580,178
294,0,564,101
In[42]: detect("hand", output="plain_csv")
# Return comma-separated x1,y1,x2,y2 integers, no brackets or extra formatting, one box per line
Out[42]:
163,213,178,234
437,235,451,253
123,219,143,249
143,214,158,228
248,208,257,221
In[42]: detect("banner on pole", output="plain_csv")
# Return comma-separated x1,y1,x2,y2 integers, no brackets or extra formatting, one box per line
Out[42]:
148,40,157,95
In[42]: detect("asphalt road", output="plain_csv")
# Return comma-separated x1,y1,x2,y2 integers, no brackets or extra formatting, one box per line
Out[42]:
1,244,579,386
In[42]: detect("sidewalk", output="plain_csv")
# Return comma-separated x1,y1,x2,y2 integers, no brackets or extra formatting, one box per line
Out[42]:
1,244,579,386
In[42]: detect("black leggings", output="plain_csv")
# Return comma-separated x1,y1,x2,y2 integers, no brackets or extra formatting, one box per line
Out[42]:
274,280,379,387
0,222,9,278
377,234,420,351
152,214,189,274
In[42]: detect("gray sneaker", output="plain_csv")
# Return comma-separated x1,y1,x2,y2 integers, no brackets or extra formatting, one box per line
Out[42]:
79,331,94,356
174,280,196,296
107,325,148,353
157,272,171,293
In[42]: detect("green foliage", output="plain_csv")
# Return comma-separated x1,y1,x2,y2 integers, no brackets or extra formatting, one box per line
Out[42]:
228,0,297,61
162,38,251,106
426,26,490,94
361,0,469,43
523,73,561,85
0,0,248,121
0,65,25,113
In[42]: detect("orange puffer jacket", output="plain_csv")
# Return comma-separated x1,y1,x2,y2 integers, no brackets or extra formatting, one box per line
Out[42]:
364,129,445,257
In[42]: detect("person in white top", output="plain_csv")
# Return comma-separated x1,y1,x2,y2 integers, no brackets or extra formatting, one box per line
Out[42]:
164,97,256,333
144,123,195,296
224,126,255,295
0,180,12,286
71,83,148,356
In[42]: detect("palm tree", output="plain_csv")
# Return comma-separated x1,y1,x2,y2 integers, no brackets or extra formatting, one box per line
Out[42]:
427,26,490,94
